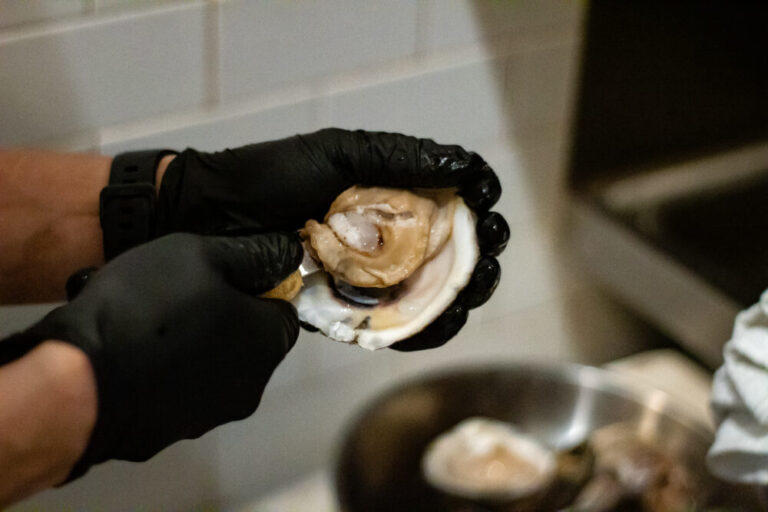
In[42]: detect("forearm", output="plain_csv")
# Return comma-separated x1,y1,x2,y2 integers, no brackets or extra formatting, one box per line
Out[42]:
0,341,96,507
0,149,176,304
0,149,109,303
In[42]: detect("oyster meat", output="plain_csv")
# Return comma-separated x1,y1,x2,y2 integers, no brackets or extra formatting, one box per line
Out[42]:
304,187,454,287
293,186,478,350
421,417,557,502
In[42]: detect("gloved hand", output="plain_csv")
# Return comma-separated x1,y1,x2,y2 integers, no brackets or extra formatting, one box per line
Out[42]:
156,129,510,351
0,232,302,480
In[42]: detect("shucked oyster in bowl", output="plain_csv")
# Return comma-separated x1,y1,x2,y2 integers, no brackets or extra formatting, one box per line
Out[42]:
286,184,508,350
422,417,704,511
421,417,560,506
335,363,767,512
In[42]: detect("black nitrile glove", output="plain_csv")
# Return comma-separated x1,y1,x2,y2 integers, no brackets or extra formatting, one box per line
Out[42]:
0,232,302,480
157,128,510,350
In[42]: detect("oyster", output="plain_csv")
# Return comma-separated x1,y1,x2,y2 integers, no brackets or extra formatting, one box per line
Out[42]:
293,186,478,350
571,423,699,512
421,417,557,502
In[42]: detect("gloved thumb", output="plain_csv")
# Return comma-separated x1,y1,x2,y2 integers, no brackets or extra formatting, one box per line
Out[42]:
204,232,303,295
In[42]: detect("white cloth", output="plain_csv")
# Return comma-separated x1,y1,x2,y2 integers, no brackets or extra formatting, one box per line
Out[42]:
708,290,768,484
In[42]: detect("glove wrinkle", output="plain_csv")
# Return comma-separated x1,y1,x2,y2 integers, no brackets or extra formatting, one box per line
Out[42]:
208,233,302,294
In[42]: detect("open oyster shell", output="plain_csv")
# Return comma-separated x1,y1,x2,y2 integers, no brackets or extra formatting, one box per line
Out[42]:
292,186,478,350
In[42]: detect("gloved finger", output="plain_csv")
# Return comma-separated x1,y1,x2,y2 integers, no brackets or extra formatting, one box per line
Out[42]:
389,254,500,351
65,266,100,301
204,232,303,294
476,211,510,256
299,320,320,332
460,160,502,212
457,256,501,310
300,128,488,190
159,138,352,235
389,303,468,352
243,298,300,362
308,129,503,213
191,297,300,427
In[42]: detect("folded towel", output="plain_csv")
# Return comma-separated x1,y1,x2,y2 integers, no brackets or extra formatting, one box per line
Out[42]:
708,290,768,484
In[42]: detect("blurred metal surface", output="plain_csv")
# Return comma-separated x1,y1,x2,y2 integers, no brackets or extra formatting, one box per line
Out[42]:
570,198,739,369
335,362,765,511
570,142,768,368
568,1,768,369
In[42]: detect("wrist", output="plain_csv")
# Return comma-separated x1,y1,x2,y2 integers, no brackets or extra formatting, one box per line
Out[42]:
0,340,97,504
156,153,176,192
0,149,109,303
34,341,97,484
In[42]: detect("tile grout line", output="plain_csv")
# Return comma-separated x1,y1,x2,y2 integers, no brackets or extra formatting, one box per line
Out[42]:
31,130,103,153
0,0,204,44
100,27,579,146
202,0,221,108
413,0,430,59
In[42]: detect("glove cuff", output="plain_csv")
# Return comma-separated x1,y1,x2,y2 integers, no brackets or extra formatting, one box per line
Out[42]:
0,330,46,367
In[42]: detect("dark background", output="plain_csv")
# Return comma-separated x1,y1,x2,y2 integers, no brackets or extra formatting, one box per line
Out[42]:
570,1,768,187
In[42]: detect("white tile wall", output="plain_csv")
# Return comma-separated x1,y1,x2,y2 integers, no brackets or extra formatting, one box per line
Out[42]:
100,98,322,154
326,58,507,148
477,224,578,322
94,0,188,14
471,139,538,226
0,0,88,29
217,0,419,101
0,1,660,510
208,350,403,505
0,2,209,145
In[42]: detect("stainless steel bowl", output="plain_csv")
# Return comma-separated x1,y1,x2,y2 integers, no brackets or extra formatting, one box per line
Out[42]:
335,362,766,511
